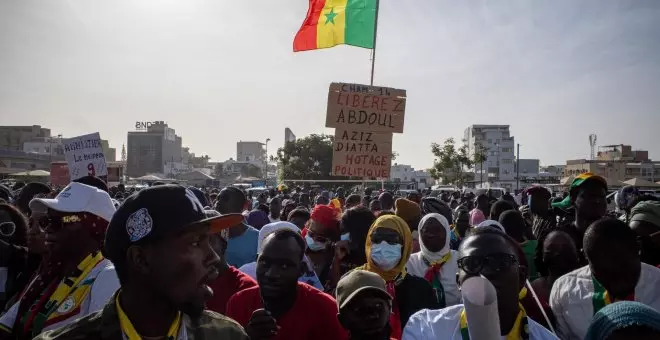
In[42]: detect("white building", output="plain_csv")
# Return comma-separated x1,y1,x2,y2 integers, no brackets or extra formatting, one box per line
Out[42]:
464,125,516,189
237,141,266,167
390,164,432,189
23,137,64,157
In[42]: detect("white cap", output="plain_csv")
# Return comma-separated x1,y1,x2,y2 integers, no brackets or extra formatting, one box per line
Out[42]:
29,182,116,222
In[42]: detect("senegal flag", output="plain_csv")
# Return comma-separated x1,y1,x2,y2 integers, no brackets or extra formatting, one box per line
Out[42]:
293,0,377,52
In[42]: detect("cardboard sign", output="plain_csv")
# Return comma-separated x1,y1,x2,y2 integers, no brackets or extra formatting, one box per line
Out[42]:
332,129,393,178
326,83,406,133
62,133,108,181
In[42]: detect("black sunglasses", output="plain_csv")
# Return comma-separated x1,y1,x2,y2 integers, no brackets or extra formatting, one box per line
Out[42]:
457,253,518,275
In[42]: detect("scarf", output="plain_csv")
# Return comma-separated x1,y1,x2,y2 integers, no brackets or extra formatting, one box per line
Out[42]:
358,215,412,339
362,215,412,282
460,303,529,340
16,252,104,338
592,276,635,315
116,292,182,340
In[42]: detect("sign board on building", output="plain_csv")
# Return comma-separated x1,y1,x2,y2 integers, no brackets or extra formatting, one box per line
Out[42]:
135,121,155,130
331,129,393,178
62,132,108,181
326,83,406,133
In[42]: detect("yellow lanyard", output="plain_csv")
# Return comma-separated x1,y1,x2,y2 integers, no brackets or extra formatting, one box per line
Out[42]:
45,252,104,312
115,292,182,340
459,303,529,340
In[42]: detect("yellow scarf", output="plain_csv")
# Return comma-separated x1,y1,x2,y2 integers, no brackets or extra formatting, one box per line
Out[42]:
363,215,412,282
116,292,182,340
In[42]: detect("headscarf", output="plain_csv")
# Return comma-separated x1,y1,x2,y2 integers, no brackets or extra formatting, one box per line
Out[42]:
475,219,506,233
585,301,660,340
418,213,451,262
363,215,412,282
302,204,340,238
247,210,270,230
395,198,421,222
257,221,300,253
630,201,660,228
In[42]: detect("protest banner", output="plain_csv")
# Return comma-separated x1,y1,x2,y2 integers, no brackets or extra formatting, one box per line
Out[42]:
62,132,108,181
331,128,393,178
326,82,406,133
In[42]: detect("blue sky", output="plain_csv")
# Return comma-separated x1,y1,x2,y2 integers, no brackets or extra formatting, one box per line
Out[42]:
1,0,659,169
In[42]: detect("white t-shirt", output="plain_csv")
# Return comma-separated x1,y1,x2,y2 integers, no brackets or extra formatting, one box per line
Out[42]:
403,305,558,340
0,259,119,333
405,251,461,307
550,263,660,340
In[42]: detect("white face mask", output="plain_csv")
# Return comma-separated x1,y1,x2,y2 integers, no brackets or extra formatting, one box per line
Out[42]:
370,241,402,271
305,234,328,252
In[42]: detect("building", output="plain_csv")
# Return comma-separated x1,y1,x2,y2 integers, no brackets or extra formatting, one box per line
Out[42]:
285,128,296,144
126,121,183,178
0,149,61,176
564,144,660,183
0,125,51,151
100,140,116,162
515,159,540,178
237,141,266,166
390,164,432,189
22,136,115,162
463,125,516,186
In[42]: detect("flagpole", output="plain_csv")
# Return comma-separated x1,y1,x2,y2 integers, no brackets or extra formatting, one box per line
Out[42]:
370,0,380,86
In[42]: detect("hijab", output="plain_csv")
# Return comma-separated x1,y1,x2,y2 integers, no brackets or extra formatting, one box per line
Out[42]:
418,213,451,263
363,215,412,282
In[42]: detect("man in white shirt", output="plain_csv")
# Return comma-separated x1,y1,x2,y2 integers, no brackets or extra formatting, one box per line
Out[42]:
0,182,120,338
403,227,557,340
550,217,660,340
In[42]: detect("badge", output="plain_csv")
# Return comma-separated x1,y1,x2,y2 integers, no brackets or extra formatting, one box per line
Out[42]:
57,296,75,314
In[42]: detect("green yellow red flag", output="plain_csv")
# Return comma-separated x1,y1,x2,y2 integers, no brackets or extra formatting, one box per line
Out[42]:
293,0,377,52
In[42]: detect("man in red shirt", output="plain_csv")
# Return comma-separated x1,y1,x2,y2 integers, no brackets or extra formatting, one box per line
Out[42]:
225,229,347,340
205,212,258,314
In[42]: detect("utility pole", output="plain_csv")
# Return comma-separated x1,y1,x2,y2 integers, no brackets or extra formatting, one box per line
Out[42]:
516,143,520,191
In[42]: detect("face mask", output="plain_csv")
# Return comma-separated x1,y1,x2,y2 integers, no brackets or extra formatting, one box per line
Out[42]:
305,234,327,252
370,241,402,271
340,233,350,241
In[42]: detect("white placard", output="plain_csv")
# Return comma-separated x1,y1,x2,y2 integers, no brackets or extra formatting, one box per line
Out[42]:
63,132,108,180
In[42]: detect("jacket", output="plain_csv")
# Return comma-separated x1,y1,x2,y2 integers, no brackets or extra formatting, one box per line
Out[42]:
33,292,248,340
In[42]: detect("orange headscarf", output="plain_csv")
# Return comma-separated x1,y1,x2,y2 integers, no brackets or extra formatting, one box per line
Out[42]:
362,214,412,282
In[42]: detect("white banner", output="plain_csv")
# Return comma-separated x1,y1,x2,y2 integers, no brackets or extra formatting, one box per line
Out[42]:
63,132,108,181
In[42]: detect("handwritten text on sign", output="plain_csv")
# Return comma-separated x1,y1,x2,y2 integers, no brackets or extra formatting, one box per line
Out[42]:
332,129,393,178
326,83,406,133
63,132,108,181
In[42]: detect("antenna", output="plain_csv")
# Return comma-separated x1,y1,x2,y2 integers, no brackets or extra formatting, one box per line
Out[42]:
589,134,597,160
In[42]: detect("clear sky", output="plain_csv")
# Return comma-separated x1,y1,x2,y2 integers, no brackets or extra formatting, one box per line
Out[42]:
1,0,659,170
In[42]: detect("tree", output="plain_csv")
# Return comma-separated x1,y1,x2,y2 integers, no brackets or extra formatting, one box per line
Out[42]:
429,138,474,187
276,134,335,181
472,143,488,184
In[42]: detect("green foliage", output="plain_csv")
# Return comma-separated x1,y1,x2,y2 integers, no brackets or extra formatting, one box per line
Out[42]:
430,138,474,187
276,134,335,181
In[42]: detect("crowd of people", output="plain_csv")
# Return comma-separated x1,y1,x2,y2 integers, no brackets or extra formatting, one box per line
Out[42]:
0,171,659,339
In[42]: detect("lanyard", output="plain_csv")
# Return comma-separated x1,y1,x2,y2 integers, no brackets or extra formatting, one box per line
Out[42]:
116,292,182,340
459,304,529,340
20,252,104,336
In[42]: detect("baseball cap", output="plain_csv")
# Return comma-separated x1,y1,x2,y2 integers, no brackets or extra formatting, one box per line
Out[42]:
552,173,607,209
103,185,243,264
29,182,115,222
336,269,392,310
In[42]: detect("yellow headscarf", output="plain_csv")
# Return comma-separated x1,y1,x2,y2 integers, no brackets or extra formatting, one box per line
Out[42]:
362,215,413,282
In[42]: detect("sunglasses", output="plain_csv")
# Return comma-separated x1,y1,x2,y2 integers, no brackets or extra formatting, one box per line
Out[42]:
457,253,518,276
0,222,16,238
40,214,83,232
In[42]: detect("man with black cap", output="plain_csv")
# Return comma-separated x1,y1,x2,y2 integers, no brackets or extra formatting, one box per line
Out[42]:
33,184,248,339
336,270,394,340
